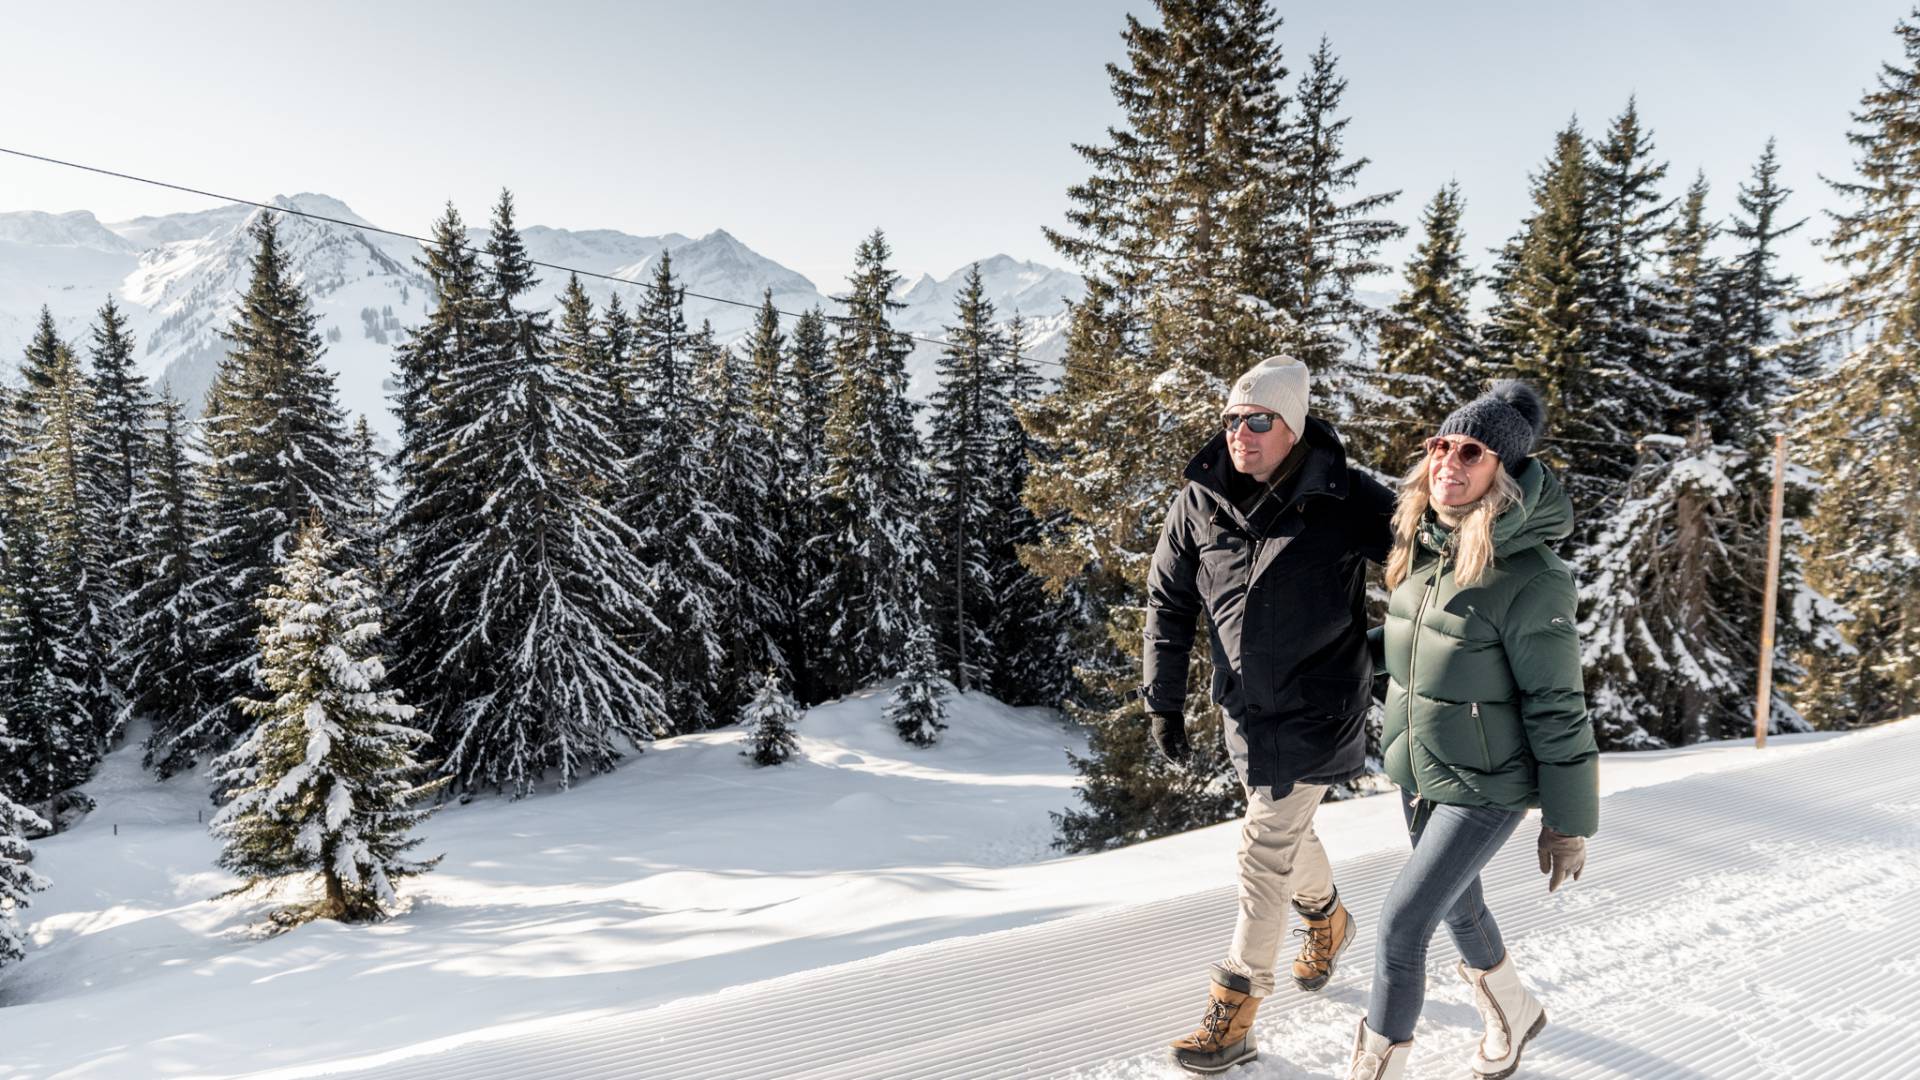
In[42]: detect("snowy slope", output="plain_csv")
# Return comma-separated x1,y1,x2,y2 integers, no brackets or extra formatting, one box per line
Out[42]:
0,197,1083,441
274,719,1920,1080
0,690,1907,1079
0,688,1087,1079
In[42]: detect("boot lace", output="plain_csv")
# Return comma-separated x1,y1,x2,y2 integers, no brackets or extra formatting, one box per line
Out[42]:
1196,996,1238,1048
1294,919,1334,970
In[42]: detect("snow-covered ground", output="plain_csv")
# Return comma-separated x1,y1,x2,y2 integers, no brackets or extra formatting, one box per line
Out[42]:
0,692,1908,1079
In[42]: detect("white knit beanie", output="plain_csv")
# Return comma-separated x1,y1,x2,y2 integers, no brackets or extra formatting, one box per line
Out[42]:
1223,354,1309,438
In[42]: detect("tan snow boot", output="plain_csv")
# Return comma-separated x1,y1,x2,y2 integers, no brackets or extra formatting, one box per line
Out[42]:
1290,890,1353,991
1169,964,1261,1074
1458,953,1547,1079
1345,1019,1411,1080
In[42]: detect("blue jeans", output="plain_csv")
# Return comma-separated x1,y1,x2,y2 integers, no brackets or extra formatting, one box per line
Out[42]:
1367,791,1526,1043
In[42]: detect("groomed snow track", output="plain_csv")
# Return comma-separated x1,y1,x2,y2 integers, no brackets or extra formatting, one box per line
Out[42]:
324,720,1920,1080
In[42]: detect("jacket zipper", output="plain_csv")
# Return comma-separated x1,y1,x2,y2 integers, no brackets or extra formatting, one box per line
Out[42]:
1406,550,1447,820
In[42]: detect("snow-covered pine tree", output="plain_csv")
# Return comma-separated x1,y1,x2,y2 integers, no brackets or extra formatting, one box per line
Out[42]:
783,307,835,705
808,230,934,700
188,214,349,765
21,337,115,757
1036,1,1329,849
1726,141,1812,405
0,718,49,971
14,308,62,425
1366,182,1484,471
338,416,386,580
82,297,154,682
386,204,490,743
116,394,211,777
928,265,1008,692
210,519,444,924
695,320,785,711
1656,173,1732,436
415,191,667,791
740,292,799,689
739,670,802,767
1280,35,1404,406
885,618,948,747
0,455,92,810
1027,289,1244,853
1046,0,1297,375
622,254,728,735
1585,98,1685,440
1578,427,1757,748
1486,119,1625,524
989,312,1075,708
1790,12,1920,724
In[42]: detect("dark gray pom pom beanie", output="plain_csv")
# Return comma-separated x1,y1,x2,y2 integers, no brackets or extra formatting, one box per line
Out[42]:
1436,380,1548,475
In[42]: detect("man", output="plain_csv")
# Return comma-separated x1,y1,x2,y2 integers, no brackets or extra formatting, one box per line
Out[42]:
1141,354,1394,1074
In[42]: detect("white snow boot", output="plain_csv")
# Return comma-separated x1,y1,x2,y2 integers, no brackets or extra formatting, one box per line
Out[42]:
1457,953,1547,1079
1344,1019,1410,1080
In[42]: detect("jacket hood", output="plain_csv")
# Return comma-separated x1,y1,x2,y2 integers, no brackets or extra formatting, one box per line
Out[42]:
1419,458,1573,556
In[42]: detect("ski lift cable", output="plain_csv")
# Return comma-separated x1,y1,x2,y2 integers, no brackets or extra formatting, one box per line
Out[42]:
0,145,978,351
0,146,1774,453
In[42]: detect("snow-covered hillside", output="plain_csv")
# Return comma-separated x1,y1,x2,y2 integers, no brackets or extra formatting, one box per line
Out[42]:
1,689,1910,1079
0,196,1083,444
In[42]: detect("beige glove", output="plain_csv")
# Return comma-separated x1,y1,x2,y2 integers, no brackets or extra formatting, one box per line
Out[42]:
1537,825,1586,892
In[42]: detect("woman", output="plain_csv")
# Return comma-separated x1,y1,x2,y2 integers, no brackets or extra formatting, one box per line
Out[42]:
1345,381,1598,1080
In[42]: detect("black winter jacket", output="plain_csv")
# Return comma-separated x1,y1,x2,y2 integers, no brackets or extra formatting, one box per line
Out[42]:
1142,417,1395,793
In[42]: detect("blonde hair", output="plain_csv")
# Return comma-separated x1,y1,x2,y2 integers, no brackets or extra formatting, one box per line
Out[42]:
1385,455,1525,590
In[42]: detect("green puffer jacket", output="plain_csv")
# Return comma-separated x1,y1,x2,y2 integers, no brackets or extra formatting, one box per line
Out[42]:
1380,460,1599,837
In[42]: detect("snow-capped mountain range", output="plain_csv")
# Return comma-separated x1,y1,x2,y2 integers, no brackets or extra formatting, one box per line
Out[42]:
0,195,1083,445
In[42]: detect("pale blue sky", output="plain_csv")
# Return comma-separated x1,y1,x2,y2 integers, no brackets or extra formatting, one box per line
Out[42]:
1,1,1906,291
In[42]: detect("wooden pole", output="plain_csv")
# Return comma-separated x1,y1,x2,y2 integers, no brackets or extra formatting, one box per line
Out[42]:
1754,434,1788,749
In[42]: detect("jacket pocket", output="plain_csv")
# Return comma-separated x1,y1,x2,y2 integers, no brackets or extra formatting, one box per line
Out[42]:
1298,673,1372,719
1415,700,1493,773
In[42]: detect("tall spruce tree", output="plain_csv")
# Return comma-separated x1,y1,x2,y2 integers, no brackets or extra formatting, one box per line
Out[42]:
1486,119,1628,521
0,468,91,810
210,520,444,924
188,214,349,765
386,205,491,743
22,339,116,755
1586,99,1685,437
338,415,385,579
741,293,799,687
412,191,667,791
783,307,836,705
117,394,211,777
1657,173,1731,436
928,266,1008,692
1037,1,1357,848
1282,35,1404,397
15,308,62,425
623,254,729,734
1791,13,1920,724
1368,182,1483,470
83,297,153,666
696,321,785,710
989,313,1075,708
808,230,934,698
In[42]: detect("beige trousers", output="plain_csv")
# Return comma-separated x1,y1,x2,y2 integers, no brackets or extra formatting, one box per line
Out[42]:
1219,780,1335,998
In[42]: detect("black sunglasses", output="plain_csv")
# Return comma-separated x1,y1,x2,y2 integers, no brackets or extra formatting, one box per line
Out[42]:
1224,412,1279,434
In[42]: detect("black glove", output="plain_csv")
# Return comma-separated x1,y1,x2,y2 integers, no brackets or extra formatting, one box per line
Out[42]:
1150,711,1191,764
